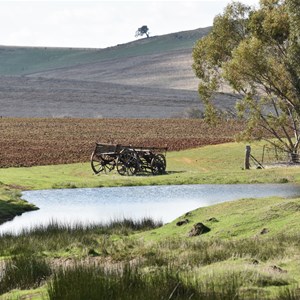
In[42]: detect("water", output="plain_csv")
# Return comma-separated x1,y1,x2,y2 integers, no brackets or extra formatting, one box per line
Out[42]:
1,184,300,234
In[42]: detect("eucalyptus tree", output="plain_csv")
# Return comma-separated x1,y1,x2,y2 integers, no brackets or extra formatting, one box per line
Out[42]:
135,25,150,38
193,0,300,159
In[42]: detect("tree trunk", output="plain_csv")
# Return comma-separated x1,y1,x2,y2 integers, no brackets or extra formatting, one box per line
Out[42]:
290,151,299,163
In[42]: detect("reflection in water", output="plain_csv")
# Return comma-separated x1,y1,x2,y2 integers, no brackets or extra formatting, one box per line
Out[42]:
1,184,300,234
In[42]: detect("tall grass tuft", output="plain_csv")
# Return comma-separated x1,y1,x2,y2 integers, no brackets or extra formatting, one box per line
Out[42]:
47,263,244,300
0,254,52,294
0,218,162,256
276,286,300,300
107,217,163,234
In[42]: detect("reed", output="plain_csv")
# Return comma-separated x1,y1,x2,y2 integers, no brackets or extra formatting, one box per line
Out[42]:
276,287,300,300
0,254,51,294
0,218,162,256
147,234,299,268
47,263,245,300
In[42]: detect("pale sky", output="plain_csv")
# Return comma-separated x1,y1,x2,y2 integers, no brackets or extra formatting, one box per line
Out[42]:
0,0,260,49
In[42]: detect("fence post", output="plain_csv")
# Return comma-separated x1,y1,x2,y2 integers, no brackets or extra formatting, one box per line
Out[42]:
245,145,251,170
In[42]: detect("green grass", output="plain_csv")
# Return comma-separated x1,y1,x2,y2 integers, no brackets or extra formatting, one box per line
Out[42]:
1,142,300,299
0,286,47,300
0,184,37,225
0,142,298,191
47,263,242,300
143,196,300,240
0,255,51,295
0,218,162,258
2,198,300,299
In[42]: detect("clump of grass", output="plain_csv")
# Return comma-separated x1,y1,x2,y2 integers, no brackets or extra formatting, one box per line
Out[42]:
107,217,163,234
276,178,289,183
0,254,52,294
52,182,78,189
276,286,300,300
0,218,162,256
154,234,299,267
47,263,244,300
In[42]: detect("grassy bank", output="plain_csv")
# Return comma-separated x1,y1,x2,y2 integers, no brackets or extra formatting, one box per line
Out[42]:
0,142,299,191
0,184,37,225
1,196,300,299
1,142,300,299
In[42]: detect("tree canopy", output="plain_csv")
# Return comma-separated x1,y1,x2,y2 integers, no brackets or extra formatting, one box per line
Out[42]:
135,25,150,38
192,0,300,157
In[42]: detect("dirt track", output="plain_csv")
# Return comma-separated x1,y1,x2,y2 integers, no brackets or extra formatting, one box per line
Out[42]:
0,118,244,167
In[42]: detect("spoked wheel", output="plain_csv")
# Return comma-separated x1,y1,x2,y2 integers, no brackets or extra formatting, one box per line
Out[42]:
102,154,115,172
116,149,138,176
151,154,166,175
91,152,115,174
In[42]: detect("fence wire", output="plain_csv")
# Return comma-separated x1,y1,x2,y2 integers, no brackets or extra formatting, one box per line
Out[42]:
249,144,299,168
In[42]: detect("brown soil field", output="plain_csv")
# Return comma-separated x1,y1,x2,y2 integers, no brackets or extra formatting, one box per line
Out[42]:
0,118,244,167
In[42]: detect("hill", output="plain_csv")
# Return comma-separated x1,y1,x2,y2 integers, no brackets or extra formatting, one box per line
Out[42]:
0,27,211,76
0,27,238,118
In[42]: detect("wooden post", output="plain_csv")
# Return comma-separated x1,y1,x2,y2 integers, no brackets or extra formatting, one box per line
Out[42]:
245,145,251,170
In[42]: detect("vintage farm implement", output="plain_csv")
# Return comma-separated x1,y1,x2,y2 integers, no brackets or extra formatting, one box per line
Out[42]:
91,143,167,176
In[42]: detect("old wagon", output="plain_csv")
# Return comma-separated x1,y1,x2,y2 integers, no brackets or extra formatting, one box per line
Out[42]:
91,143,167,176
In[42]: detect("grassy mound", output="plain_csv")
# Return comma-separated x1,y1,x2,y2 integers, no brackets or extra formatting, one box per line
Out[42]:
0,184,37,225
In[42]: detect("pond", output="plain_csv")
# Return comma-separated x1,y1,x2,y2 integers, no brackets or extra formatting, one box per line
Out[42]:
1,184,300,235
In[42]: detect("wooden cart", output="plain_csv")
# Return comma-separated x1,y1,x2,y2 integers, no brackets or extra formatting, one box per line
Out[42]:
91,143,167,176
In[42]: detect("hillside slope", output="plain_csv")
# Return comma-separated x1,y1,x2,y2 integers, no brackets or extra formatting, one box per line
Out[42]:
0,27,238,118
28,49,199,91
0,27,210,76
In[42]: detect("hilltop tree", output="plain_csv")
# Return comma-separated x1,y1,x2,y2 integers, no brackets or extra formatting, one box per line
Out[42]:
192,0,300,160
135,25,150,38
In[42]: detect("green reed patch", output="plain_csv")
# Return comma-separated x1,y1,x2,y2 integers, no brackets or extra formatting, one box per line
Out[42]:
149,234,300,268
0,218,162,257
276,286,300,300
0,255,52,294
47,264,245,300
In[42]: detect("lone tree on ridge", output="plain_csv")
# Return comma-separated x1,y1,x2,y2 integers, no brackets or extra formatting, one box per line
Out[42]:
135,25,150,38
192,0,300,161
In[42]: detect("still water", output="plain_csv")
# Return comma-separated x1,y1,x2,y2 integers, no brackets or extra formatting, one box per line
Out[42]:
1,184,300,234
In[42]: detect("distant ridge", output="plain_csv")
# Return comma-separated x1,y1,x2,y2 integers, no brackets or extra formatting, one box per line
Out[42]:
0,26,238,119
0,27,211,76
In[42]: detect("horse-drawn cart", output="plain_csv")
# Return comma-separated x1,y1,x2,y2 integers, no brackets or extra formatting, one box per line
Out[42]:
91,143,167,176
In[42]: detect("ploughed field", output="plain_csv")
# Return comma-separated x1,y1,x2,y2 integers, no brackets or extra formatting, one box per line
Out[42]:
0,118,243,167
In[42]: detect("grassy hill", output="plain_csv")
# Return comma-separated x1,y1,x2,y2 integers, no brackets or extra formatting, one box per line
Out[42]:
0,26,239,119
0,27,211,76
0,26,227,118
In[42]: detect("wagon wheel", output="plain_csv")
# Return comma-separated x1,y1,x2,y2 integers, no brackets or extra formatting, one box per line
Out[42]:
102,154,116,172
151,154,166,175
116,149,138,176
91,152,115,174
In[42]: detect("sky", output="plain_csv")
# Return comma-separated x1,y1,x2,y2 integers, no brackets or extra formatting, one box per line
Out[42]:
0,0,260,49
